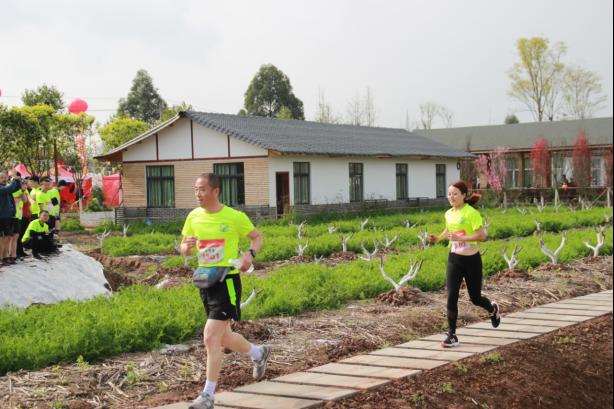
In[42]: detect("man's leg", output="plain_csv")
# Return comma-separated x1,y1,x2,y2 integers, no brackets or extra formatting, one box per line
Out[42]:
203,319,228,383
9,234,18,259
0,236,8,262
221,322,250,353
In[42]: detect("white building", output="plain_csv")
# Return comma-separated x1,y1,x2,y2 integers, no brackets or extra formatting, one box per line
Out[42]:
97,112,469,220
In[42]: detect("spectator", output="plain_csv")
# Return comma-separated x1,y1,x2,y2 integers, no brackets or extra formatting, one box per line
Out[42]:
27,175,41,220
1,170,22,266
22,210,57,259
15,181,30,259
49,180,66,233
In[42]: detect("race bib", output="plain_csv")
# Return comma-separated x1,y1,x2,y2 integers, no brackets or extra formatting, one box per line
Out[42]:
47,203,54,212
450,230,468,253
197,239,225,264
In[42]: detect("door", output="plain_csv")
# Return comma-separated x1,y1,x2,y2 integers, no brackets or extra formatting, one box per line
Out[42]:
276,172,290,216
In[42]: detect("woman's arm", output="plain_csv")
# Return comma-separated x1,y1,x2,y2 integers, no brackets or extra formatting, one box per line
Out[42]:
429,228,448,244
448,227,487,242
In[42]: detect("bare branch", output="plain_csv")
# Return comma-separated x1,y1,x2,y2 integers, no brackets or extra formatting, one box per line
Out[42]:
502,245,522,269
584,226,606,257
383,233,399,250
360,218,370,231
358,241,379,261
296,242,309,257
539,231,567,264
240,288,264,309
342,234,353,253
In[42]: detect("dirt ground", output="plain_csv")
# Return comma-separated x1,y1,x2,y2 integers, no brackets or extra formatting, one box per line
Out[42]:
329,314,613,409
0,256,611,409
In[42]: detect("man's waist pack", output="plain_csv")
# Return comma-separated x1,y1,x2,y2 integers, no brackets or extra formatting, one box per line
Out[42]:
192,266,233,289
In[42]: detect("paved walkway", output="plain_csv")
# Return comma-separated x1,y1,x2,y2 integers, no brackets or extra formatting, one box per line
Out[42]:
155,289,613,409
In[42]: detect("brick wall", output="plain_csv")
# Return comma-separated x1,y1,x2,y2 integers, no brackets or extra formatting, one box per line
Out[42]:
121,157,270,209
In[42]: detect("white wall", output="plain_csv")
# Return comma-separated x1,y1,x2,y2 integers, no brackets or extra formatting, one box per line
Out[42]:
268,156,461,207
158,118,192,160
230,138,268,156
193,125,228,158
123,136,157,161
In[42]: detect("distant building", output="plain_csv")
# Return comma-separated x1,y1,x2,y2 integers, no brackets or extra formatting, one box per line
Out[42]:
96,111,470,221
415,117,613,189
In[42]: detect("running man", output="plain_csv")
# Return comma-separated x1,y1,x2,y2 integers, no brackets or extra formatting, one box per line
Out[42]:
429,180,501,348
180,173,270,409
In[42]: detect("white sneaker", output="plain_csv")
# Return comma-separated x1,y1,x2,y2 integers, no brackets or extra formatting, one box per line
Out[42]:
189,393,214,409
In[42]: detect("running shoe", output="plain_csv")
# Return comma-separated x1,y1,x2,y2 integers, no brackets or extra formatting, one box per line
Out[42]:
441,332,459,348
189,393,214,409
490,302,501,328
252,345,272,381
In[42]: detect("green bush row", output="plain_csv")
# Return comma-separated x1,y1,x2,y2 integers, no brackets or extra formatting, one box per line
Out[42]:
103,207,612,259
1,227,611,374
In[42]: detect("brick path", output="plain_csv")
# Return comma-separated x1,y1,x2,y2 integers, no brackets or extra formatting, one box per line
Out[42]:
155,289,613,409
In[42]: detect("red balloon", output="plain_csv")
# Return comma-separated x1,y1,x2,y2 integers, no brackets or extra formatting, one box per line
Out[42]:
68,98,88,114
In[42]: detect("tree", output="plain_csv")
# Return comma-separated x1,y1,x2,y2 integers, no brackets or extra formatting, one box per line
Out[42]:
117,69,168,125
276,106,293,120
346,91,364,126
418,102,439,129
508,37,567,122
531,137,551,188
314,89,340,124
243,64,304,119
437,105,454,128
0,105,94,176
562,65,607,119
21,84,65,112
98,117,150,152
474,147,508,193
159,101,193,123
363,86,377,126
504,114,519,124
605,148,613,188
572,132,591,187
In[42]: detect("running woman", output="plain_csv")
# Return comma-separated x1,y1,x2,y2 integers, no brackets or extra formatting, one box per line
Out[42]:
429,180,501,348
180,173,270,409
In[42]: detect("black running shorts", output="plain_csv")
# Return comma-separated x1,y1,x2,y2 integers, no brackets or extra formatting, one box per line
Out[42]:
199,274,242,321
0,218,15,237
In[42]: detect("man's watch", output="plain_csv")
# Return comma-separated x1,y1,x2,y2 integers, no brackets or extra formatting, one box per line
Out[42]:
248,249,257,258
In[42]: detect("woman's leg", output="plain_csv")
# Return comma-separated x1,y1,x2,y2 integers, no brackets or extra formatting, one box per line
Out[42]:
446,254,464,333
464,253,494,313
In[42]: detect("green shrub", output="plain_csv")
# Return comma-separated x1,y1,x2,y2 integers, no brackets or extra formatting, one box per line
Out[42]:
60,218,84,232
102,233,177,256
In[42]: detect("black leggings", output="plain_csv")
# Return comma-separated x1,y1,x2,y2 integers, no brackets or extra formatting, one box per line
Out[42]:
446,252,494,333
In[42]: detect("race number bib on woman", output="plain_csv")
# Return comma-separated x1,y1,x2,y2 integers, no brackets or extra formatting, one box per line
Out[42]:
198,239,225,264
450,230,468,253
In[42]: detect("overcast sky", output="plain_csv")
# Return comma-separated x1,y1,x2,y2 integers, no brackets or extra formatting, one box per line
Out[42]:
1,0,612,129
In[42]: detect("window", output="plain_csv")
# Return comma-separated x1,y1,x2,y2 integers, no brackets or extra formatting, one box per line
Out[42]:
436,164,446,198
396,164,408,199
293,162,310,204
146,165,175,208
591,157,603,186
551,154,570,187
349,163,363,202
505,157,519,188
523,155,533,188
213,163,245,206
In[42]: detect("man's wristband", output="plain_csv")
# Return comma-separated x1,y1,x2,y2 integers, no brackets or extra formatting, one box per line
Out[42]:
249,249,257,258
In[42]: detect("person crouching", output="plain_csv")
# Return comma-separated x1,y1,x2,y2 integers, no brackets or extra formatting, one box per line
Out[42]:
22,210,58,259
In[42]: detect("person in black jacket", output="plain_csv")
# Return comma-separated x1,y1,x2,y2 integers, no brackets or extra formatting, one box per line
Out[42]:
0,170,22,266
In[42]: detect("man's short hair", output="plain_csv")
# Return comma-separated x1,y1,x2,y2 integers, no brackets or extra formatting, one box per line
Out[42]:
40,210,49,215
41,176,51,183
197,173,222,195
58,180,68,187
27,175,40,183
